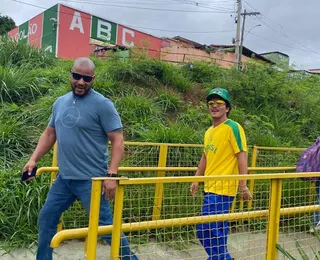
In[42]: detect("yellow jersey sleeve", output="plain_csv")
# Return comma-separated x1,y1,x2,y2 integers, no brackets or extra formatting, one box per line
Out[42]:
225,120,247,154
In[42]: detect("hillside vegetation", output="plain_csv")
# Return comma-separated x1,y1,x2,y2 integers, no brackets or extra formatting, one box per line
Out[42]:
0,39,319,250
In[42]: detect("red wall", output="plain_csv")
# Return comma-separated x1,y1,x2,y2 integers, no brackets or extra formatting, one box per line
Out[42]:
117,25,162,58
57,5,92,58
7,27,19,40
28,14,43,48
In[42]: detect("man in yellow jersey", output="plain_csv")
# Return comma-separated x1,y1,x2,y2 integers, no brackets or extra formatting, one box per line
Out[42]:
190,87,252,260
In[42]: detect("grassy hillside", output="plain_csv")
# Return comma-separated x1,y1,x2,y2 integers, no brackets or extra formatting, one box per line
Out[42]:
1,39,320,170
0,39,319,250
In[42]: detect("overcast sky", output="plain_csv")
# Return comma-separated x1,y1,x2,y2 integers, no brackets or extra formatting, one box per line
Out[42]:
2,0,319,69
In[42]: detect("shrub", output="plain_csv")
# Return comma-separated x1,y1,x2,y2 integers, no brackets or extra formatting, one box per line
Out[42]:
154,88,182,113
183,61,224,83
0,64,48,104
178,104,211,131
0,38,56,68
0,104,37,169
136,122,202,144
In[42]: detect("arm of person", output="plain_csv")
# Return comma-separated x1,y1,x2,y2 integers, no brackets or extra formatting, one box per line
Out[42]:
22,126,56,180
102,129,124,200
236,151,252,201
190,153,206,197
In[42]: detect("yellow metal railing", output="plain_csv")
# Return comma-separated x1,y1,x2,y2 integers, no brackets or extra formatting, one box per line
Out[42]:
46,142,309,231
32,141,317,259
251,145,316,206
36,165,296,222
49,172,320,260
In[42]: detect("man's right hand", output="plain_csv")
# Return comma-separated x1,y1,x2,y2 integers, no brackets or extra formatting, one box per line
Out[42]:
22,159,37,182
238,185,252,201
190,182,199,197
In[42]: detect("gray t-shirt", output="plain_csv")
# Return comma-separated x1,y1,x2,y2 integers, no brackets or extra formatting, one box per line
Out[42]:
48,89,122,179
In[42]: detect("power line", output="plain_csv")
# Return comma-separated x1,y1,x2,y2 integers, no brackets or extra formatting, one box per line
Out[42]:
258,17,320,58
247,31,317,52
11,0,234,13
132,27,235,34
242,0,320,57
64,0,234,13
9,0,236,34
171,0,234,11
63,0,186,5
247,36,320,69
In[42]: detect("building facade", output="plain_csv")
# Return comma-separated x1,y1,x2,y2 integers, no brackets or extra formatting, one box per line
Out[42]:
7,4,274,68
7,4,163,59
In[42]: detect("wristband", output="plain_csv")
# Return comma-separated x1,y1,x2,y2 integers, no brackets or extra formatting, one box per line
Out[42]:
106,173,118,178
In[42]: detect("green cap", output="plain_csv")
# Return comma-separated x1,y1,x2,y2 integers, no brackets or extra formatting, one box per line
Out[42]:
206,88,231,105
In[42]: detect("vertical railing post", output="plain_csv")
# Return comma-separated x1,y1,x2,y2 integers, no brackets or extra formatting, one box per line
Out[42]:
152,144,168,221
87,179,102,260
266,178,282,260
248,145,258,210
110,181,125,260
50,142,58,185
51,142,63,232
309,182,316,206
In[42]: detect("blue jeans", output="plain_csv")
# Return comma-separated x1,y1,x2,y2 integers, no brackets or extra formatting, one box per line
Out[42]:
37,174,138,260
312,181,320,226
196,193,234,260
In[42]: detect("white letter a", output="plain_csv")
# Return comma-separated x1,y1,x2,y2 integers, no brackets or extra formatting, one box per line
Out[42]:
70,12,84,34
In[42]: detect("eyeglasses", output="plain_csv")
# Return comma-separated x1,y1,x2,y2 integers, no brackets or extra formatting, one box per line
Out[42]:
71,71,94,83
208,100,226,107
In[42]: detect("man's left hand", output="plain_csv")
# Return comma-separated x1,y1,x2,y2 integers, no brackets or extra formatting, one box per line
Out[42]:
102,179,116,200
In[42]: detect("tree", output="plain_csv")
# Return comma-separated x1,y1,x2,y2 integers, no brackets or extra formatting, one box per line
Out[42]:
0,15,16,35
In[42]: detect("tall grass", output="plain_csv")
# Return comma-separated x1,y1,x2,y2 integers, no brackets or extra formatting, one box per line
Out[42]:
0,163,52,251
277,226,320,259
0,64,50,104
0,38,56,67
136,122,203,144
0,104,39,169
114,91,163,139
107,56,192,92
183,61,225,83
154,88,182,113
178,104,211,130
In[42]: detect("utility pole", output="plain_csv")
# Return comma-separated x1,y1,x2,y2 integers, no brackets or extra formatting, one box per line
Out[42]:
237,9,261,70
234,0,242,67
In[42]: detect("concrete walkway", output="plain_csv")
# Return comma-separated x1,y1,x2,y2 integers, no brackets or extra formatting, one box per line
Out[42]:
1,231,319,260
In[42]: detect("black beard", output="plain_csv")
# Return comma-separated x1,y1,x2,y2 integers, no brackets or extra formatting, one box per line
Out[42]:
72,87,91,97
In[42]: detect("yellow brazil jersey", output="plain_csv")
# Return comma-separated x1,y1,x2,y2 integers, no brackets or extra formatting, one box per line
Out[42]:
203,119,247,196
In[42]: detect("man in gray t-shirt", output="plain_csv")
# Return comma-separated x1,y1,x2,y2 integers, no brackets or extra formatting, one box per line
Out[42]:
23,57,138,260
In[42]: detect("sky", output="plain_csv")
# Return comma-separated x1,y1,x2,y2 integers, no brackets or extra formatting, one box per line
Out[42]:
2,0,319,70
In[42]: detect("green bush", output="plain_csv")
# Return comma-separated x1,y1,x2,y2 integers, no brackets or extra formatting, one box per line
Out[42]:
178,104,211,131
136,122,202,144
154,88,182,113
0,157,52,251
0,38,56,67
107,57,192,92
183,61,224,83
0,64,46,104
0,104,38,169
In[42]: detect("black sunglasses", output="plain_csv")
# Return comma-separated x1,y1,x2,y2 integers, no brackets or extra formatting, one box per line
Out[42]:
71,71,94,82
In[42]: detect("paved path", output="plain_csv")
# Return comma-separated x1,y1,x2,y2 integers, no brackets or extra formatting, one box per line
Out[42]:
1,231,319,259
